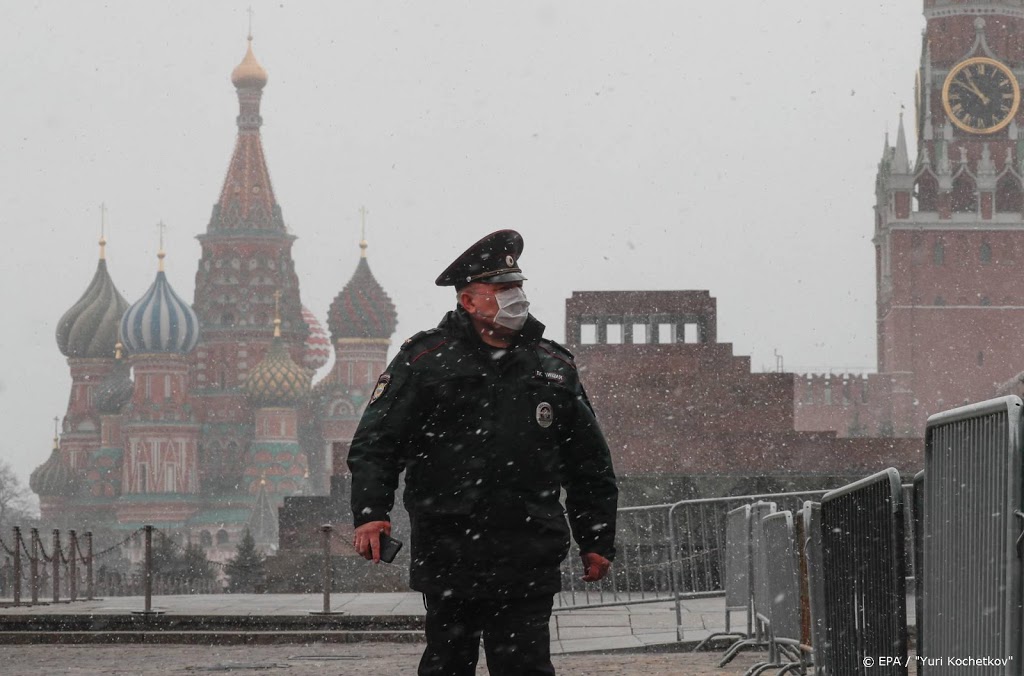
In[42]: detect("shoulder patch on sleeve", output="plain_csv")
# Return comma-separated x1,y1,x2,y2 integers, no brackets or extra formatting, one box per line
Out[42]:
368,373,391,405
400,328,442,351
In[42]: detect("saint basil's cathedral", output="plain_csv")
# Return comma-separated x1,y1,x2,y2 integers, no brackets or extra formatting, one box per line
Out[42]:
31,38,397,559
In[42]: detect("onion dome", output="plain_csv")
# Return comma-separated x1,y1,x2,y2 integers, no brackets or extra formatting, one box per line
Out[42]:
244,318,311,407
94,346,133,414
120,251,200,355
30,438,81,498
301,306,331,371
56,243,130,358
231,37,268,89
327,241,397,341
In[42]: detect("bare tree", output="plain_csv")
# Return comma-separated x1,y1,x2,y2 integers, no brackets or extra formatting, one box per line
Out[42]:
0,461,33,532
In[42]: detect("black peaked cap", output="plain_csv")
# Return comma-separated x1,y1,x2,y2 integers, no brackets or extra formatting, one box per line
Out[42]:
435,230,526,288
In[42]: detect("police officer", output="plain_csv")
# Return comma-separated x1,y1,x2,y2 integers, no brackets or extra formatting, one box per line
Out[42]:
348,230,618,676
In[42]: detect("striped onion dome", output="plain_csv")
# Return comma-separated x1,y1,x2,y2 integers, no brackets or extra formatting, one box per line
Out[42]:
301,306,331,371
120,270,200,355
327,256,397,341
30,442,81,497
56,259,130,359
243,336,311,407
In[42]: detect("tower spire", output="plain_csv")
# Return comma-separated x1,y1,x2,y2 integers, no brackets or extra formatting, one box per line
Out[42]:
99,203,108,260
359,206,369,258
247,5,254,41
893,111,910,174
53,416,59,448
273,290,282,338
157,221,167,271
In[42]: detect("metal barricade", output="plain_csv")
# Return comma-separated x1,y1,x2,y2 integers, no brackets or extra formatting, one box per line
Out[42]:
921,395,1023,674
819,467,907,675
801,501,829,675
692,504,752,647
744,510,806,676
719,501,777,666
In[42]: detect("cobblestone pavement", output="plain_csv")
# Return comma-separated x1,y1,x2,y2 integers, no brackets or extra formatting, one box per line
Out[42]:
4,643,778,675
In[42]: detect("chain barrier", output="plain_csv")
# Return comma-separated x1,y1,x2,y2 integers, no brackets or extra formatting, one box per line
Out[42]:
74,535,90,565
0,533,14,557
56,533,69,565
17,530,32,561
37,538,52,564
92,527,144,560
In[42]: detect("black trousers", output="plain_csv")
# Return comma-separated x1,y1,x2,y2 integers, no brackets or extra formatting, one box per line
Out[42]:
418,594,555,676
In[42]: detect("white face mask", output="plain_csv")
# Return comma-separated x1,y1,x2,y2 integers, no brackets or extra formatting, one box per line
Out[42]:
493,287,530,331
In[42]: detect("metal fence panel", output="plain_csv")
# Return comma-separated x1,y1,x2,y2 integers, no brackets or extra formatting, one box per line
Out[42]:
922,395,1023,675
763,510,800,644
820,468,907,675
750,501,777,626
802,501,829,673
724,505,752,613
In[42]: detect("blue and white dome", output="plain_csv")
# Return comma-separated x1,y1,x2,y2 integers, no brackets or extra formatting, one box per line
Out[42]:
120,270,200,355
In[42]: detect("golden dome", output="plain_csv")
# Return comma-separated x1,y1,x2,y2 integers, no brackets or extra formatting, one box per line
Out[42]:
243,337,310,407
231,38,268,89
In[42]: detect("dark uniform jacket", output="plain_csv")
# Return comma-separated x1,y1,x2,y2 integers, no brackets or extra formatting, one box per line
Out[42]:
348,307,618,599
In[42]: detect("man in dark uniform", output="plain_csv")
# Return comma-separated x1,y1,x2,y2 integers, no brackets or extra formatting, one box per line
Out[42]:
348,230,618,676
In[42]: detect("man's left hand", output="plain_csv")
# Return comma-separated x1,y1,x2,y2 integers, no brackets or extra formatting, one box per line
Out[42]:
581,552,611,582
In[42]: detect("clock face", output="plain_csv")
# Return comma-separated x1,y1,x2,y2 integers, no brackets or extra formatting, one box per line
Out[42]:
942,57,1021,134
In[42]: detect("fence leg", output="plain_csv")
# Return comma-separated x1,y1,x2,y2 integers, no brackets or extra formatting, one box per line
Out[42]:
51,528,60,602
12,527,21,606
85,532,94,601
310,524,341,615
30,529,39,604
51,530,60,604
144,525,152,613
69,530,78,602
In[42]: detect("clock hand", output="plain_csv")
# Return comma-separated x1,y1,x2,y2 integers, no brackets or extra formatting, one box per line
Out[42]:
963,72,991,105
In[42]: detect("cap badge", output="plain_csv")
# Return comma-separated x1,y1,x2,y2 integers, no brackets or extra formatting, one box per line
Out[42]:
505,255,515,267
536,402,553,428
369,373,391,405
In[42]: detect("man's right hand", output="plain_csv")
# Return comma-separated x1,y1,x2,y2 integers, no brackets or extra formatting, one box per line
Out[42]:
353,521,392,562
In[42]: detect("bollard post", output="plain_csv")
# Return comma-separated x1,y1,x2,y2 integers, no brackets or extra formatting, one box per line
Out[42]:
321,524,332,614
144,525,153,613
52,530,60,603
30,528,39,604
12,527,21,606
69,530,78,602
85,532,94,601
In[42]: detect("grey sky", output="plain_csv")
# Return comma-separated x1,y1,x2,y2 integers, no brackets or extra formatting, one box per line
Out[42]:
0,2,922,485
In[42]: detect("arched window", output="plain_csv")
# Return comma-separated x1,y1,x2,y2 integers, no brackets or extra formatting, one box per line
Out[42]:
996,173,1022,213
915,172,939,212
200,531,213,547
951,174,977,213
216,529,230,545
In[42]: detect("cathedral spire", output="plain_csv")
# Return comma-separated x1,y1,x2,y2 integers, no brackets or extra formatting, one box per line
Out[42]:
208,36,281,234
893,113,910,174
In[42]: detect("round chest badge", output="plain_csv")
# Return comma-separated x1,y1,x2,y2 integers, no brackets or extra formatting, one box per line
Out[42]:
506,255,515,267
536,402,553,428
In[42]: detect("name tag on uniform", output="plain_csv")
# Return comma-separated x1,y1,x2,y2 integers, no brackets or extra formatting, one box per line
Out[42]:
534,370,565,384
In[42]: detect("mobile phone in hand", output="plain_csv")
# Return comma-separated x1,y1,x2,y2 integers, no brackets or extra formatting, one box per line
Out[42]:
378,532,403,563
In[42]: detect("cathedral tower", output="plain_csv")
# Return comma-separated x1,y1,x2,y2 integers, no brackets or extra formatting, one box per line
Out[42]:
118,245,201,525
315,234,397,487
191,36,308,489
